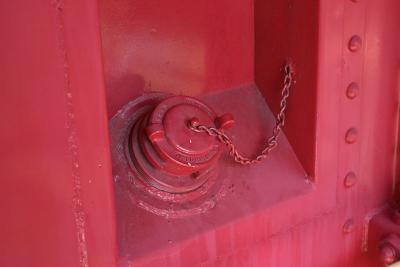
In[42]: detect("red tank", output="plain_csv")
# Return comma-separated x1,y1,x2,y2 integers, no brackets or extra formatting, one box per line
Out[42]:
1,0,399,266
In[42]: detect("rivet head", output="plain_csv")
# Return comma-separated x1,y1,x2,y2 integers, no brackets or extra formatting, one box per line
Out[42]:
343,219,355,234
344,172,357,188
345,128,358,144
346,82,359,99
348,35,362,52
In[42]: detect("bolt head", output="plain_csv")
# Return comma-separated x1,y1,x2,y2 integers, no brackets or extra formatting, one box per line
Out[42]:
380,244,398,265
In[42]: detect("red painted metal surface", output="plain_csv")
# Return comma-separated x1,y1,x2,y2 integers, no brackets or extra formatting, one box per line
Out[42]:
1,0,400,267
99,0,254,117
254,0,319,176
0,1,117,266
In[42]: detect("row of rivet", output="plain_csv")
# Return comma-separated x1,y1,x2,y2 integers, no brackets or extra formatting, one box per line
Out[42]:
343,0,363,234
343,34,361,192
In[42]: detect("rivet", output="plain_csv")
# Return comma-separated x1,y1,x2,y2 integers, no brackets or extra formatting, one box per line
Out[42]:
343,219,355,234
346,82,359,99
344,172,357,188
345,128,358,144
348,35,362,52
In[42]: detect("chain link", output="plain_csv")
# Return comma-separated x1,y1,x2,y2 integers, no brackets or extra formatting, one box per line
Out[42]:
189,62,294,165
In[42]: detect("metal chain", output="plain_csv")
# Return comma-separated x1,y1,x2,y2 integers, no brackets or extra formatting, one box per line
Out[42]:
189,62,294,165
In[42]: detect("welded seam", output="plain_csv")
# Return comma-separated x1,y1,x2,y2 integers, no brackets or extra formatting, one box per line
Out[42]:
53,1,89,266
